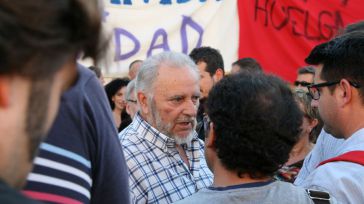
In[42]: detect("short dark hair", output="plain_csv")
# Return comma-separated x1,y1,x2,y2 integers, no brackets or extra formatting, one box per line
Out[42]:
105,78,130,110
0,0,104,79
305,31,364,102
189,46,224,76
206,73,302,178
232,58,262,74
342,20,364,34
297,66,315,75
89,66,102,78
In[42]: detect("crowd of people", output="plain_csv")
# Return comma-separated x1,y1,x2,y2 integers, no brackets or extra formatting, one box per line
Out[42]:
1,1,364,204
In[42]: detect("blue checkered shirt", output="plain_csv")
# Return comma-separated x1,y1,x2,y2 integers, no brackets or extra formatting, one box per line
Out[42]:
119,113,213,204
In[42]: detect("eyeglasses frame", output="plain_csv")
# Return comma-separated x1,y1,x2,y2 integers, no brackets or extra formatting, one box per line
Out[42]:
307,80,361,100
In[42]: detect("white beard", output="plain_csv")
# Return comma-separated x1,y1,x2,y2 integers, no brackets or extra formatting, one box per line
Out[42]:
149,98,195,145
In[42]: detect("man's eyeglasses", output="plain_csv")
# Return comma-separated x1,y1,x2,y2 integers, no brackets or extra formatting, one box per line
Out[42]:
294,81,313,87
126,99,137,103
307,80,361,100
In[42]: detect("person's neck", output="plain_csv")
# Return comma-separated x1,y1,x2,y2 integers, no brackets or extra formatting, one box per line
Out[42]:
113,108,122,115
286,135,312,166
212,162,271,187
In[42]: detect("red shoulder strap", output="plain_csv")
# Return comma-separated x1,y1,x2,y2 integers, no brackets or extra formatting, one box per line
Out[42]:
317,151,364,167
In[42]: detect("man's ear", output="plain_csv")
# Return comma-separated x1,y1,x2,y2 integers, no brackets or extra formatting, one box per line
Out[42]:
338,79,353,107
0,77,10,108
213,68,224,82
137,92,149,115
205,122,216,148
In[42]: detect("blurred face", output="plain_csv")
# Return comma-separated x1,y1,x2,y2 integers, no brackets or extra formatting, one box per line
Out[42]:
125,91,138,119
197,61,214,99
7,61,77,188
144,65,200,144
295,73,314,90
311,65,341,138
112,87,127,111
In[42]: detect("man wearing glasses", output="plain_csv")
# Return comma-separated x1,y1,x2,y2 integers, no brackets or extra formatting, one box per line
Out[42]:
296,31,364,204
294,66,315,90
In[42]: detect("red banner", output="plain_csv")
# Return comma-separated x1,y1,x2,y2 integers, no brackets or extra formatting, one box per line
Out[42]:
238,0,364,82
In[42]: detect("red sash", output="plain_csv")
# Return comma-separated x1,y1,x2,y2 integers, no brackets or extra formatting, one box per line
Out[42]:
317,151,364,167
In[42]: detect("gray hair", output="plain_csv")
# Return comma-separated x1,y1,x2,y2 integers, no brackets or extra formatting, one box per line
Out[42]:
125,79,136,101
297,66,315,75
136,51,199,97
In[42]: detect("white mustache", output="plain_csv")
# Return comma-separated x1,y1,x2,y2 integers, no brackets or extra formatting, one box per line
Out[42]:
176,117,196,124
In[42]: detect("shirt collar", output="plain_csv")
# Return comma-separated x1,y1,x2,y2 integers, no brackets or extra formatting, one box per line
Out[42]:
132,112,199,152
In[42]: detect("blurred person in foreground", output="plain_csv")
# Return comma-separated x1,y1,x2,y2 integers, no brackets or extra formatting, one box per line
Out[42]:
175,73,334,204
0,0,104,203
23,64,131,204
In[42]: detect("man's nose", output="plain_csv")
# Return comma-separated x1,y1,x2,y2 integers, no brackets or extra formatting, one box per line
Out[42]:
183,99,198,117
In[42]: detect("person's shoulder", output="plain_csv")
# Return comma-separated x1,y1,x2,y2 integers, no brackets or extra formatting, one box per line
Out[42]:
268,181,315,203
119,127,146,156
306,161,364,191
0,181,41,204
173,190,208,204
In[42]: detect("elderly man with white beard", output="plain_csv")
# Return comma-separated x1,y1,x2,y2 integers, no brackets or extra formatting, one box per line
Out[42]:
119,51,213,204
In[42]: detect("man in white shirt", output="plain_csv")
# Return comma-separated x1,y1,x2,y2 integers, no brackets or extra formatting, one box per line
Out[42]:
296,31,364,203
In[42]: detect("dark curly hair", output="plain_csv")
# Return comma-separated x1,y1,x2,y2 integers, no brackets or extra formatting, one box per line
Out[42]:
104,78,130,110
206,73,303,179
189,46,225,76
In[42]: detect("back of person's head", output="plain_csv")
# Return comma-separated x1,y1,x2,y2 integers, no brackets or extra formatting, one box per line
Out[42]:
206,73,302,178
231,58,262,74
0,0,104,79
136,51,198,97
0,0,104,189
189,46,225,76
105,78,130,109
305,31,364,103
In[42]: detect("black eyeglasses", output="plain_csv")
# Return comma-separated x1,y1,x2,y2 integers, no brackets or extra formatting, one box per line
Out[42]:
294,81,313,87
126,99,137,103
307,80,361,100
